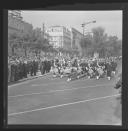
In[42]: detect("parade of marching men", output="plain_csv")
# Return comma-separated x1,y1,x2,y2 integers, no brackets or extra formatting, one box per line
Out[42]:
50,55,120,81
8,53,121,83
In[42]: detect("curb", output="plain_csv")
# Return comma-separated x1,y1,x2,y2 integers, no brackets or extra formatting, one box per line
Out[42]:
8,72,51,86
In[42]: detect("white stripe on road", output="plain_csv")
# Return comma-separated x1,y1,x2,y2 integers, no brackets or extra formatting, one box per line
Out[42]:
8,73,51,88
8,83,114,98
8,94,120,116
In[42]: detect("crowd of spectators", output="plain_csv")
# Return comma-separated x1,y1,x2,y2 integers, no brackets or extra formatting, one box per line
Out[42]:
8,55,39,82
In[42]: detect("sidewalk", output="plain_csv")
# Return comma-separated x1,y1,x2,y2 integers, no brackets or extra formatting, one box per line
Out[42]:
8,71,51,86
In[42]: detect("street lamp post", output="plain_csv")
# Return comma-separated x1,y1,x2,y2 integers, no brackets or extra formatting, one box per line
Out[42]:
81,20,96,37
81,20,96,57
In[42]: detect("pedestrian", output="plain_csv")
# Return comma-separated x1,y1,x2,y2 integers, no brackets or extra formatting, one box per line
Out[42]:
21,60,24,79
106,61,112,80
47,60,51,73
40,60,45,75
8,60,11,82
11,60,14,81
35,59,39,74
18,60,22,80
44,59,48,73
111,60,117,76
15,61,19,81
30,60,34,76
24,59,28,78
27,59,31,75
10,61,15,82
33,60,37,76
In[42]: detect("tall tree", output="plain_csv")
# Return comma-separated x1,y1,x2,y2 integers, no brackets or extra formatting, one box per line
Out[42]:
79,33,93,56
8,32,22,55
79,26,122,58
106,36,122,56
91,27,108,57
8,27,54,57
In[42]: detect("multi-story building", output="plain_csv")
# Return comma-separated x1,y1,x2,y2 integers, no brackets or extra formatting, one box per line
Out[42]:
41,24,50,41
23,21,33,33
46,26,71,49
8,10,33,56
8,10,23,20
69,27,83,51
8,10,33,36
8,10,23,36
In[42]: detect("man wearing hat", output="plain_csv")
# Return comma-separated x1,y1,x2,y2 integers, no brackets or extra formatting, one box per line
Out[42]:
15,59,19,81
10,60,16,82
29,58,33,76
106,60,112,80
40,58,45,75
8,58,11,82
33,59,37,76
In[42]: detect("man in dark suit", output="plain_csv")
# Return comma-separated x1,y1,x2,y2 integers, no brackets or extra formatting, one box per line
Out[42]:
40,60,45,75
30,60,34,76
10,61,15,82
24,60,28,78
15,61,19,81
44,59,48,73
106,61,112,80
47,60,51,73
33,60,37,76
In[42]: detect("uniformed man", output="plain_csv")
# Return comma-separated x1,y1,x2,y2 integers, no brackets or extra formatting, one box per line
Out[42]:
111,60,117,76
35,59,39,74
45,59,48,73
33,59,37,76
30,59,34,76
106,61,112,80
8,59,11,82
18,59,22,80
47,60,51,73
10,60,14,82
24,59,28,78
40,59,45,75
15,60,19,81
27,59,31,75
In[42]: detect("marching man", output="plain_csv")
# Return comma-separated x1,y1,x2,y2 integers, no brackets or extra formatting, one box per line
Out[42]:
106,61,112,80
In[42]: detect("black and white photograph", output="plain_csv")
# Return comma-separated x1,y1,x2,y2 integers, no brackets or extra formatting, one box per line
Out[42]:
8,10,122,125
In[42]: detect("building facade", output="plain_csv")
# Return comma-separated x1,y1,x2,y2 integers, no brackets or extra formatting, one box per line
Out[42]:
43,32,50,41
23,21,33,33
8,10,23,36
46,26,71,49
69,27,83,53
8,10,33,56
8,10,33,36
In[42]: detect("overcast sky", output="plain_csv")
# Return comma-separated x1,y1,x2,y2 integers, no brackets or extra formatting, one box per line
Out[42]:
21,11,122,39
